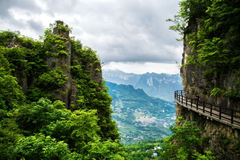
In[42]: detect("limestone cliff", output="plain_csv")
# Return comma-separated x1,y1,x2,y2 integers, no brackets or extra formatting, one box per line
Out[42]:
0,22,124,159
11,20,102,110
176,22,240,160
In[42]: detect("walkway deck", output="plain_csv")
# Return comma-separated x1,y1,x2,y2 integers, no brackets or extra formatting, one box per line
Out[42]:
174,90,240,130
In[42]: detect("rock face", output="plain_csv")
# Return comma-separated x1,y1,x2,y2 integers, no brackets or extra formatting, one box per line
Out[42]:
44,21,101,109
46,20,72,108
176,103,239,160
178,23,240,159
15,21,102,109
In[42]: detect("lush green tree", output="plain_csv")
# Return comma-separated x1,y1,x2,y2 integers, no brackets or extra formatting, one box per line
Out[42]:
0,49,25,111
86,138,126,160
160,117,215,160
14,133,82,160
125,139,164,160
0,21,125,159
14,98,71,134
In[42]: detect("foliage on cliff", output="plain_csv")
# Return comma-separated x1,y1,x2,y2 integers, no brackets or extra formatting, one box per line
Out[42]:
124,117,216,160
160,117,215,160
168,0,240,99
0,22,125,159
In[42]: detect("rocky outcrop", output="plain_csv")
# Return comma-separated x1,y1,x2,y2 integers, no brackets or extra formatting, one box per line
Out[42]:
181,23,240,110
177,23,240,160
46,20,72,108
46,21,102,109
176,103,240,160
13,21,102,109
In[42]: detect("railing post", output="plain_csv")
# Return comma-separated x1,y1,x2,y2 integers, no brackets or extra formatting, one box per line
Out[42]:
186,97,187,106
203,103,205,113
196,100,199,110
181,95,183,104
231,109,233,124
191,98,193,108
219,106,222,120
210,104,212,116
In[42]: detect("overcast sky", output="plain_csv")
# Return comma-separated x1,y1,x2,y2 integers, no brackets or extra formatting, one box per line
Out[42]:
0,0,182,74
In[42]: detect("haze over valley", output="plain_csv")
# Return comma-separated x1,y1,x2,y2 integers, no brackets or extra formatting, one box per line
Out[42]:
106,82,176,145
103,69,183,144
103,69,183,102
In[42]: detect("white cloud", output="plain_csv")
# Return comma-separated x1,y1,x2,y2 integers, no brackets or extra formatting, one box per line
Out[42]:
0,0,183,74
103,62,180,74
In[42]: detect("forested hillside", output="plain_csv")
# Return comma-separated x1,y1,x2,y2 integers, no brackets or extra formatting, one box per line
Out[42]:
135,73,182,102
0,21,125,159
124,117,216,160
106,82,175,145
103,70,183,101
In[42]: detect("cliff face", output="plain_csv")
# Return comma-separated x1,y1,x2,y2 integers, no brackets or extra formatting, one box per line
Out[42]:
13,20,102,109
44,21,102,109
1,21,118,142
0,21,126,159
181,27,240,109
177,22,240,160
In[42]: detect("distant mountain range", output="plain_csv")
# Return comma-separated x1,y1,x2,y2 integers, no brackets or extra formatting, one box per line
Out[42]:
103,69,183,102
106,81,176,145
103,69,141,85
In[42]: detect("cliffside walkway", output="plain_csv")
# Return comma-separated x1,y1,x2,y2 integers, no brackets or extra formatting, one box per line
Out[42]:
174,90,240,130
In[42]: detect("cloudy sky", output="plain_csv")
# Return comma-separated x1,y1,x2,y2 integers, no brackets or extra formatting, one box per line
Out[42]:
0,0,182,74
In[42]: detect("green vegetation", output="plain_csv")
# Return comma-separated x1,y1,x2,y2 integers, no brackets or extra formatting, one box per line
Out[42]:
126,139,164,159
1,13,223,158
125,117,216,160
37,68,69,89
0,21,125,159
167,0,240,99
161,117,215,160
107,82,175,145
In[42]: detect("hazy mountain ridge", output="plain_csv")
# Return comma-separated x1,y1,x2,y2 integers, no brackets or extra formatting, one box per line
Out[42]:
135,72,183,101
106,81,176,145
103,69,183,101
103,69,141,86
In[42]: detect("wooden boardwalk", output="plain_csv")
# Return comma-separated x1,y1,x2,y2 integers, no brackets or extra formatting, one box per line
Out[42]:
174,90,240,130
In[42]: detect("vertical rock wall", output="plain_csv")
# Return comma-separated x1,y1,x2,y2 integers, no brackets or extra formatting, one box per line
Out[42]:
178,23,240,159
10,20,103,109
181,24,240,110
45,21,102,109
46,20,72,108
176,103,240,160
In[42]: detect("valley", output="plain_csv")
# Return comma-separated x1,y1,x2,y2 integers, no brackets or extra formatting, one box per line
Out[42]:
103,69,183,102
106,82,176,145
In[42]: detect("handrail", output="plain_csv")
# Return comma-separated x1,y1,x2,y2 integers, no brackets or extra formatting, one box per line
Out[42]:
174,90,240,129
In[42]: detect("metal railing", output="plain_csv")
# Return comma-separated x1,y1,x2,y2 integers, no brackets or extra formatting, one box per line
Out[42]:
174,90,240,129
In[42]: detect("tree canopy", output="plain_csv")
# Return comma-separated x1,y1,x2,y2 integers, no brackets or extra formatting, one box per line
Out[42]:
0,22,125,160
